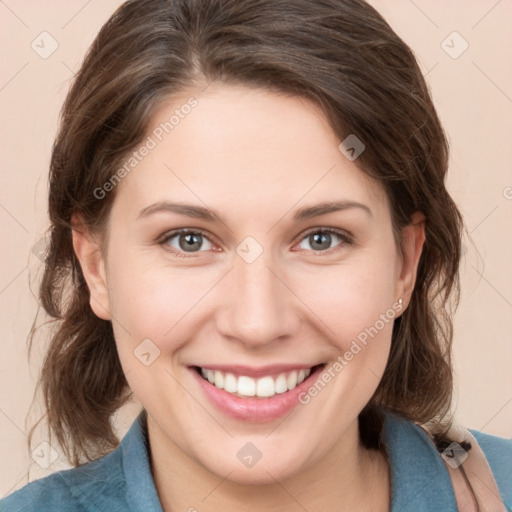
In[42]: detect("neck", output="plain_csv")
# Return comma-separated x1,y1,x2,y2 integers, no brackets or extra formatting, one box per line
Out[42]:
147,414,391,512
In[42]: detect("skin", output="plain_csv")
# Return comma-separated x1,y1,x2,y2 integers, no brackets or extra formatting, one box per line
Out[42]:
72,82,425,511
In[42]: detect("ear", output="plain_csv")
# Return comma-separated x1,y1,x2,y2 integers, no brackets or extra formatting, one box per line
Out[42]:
71,213,111,321
395,211,426,309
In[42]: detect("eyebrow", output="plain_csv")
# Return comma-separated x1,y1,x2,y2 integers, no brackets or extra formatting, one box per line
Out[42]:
136,200,373,223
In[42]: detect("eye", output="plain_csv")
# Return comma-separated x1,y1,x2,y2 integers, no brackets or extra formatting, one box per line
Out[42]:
296,228,352,254
159,229,215,256
158,227,353,258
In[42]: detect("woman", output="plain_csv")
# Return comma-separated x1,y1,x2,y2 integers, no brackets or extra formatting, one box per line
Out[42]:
1,0,510,510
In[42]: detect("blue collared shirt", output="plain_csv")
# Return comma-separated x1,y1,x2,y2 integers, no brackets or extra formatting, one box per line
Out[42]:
2,410,511,511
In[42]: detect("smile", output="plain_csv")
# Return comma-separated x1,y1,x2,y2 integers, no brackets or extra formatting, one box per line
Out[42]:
196,366,315,398
190,363,326,422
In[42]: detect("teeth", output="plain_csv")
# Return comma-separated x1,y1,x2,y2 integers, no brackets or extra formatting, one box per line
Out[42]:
275,374,288,394
287,371,298,390
199,367,313,398
256,376,275,397
214,370,224,389
224,372,237,393
237,376,256,397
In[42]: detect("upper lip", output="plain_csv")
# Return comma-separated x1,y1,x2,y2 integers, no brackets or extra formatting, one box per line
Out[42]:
191,363,324,378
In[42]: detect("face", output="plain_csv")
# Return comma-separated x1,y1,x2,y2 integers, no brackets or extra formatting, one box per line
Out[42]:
73,82,424,484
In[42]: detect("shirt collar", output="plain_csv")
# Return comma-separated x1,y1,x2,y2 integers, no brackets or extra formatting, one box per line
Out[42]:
383,411,457,511
121,409,164,512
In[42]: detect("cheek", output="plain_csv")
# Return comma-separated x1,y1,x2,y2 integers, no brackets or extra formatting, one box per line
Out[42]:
296,246,398,349
106,251,210,358
105,256,197,409
292,251,398,434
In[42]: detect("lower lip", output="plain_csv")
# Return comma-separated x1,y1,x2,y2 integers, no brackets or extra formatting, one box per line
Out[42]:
190,364,325,423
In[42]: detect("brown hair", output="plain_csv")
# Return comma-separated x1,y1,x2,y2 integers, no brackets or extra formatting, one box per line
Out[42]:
28,0,464,466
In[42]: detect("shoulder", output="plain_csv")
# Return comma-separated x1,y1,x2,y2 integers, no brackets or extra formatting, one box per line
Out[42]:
382,411,512,510
0,411,159,512
382,412,458,510
0,471,76,512
470,427,512,505
0,447,126,512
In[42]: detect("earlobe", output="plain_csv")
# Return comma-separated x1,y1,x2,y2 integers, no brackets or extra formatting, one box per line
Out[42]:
396,211,426,307
71,214,111,321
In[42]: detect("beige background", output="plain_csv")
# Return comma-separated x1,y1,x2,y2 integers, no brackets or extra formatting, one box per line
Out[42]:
1,0,511,497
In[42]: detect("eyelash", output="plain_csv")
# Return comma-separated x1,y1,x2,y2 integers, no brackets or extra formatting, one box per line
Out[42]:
158,227,353,259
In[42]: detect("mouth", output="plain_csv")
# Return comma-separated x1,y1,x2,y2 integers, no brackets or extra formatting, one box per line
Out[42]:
189,362,328,422
191,363,326,399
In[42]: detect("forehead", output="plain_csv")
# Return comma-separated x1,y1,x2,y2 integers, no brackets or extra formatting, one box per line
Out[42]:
111,83,388,224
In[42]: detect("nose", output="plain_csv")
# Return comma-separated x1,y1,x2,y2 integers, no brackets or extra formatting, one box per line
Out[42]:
216,248,301,348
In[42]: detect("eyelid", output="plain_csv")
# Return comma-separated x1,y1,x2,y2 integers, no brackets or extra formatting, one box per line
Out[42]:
299,226,353,242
